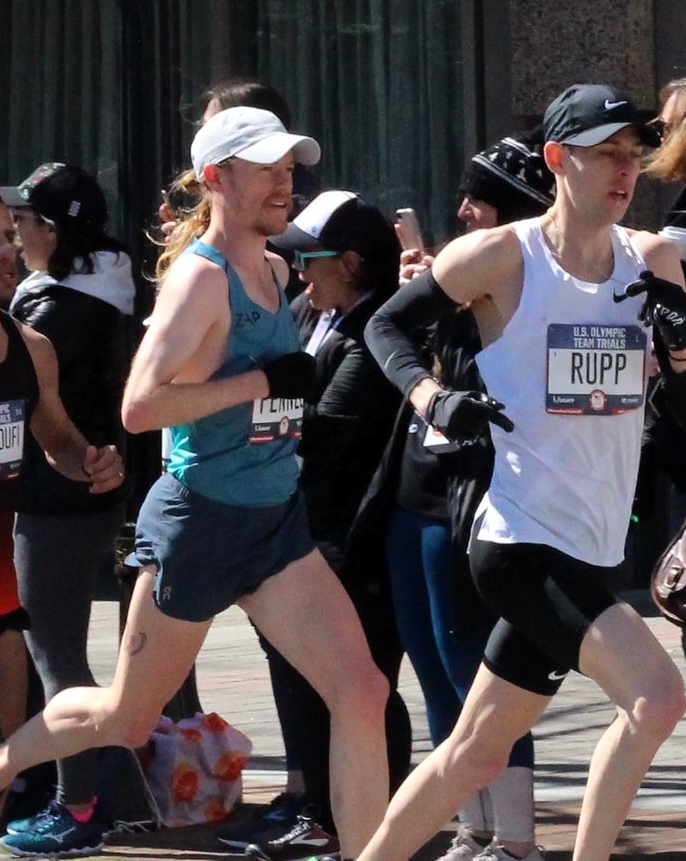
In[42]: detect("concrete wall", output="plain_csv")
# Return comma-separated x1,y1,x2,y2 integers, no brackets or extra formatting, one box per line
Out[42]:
475,0,686,230
510,0,654,117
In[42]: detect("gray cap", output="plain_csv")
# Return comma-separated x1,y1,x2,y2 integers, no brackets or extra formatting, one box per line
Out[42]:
191,106,320,180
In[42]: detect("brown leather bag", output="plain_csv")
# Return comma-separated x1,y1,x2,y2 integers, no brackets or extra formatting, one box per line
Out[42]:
651,520,686,628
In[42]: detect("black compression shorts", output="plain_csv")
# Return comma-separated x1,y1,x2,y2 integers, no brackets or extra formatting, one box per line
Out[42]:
469,536,620,696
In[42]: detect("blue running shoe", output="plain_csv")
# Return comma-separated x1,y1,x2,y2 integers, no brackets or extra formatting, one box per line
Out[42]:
0,800,106,857
4,803,56,836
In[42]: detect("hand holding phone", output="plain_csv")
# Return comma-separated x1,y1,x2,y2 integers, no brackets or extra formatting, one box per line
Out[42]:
396,208,424,253
158,189,177,235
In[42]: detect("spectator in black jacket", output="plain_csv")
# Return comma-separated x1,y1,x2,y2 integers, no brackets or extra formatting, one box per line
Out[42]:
240,191,411,861
0,163,133,857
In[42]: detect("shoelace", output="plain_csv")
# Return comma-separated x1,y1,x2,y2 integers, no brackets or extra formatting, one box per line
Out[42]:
33,808,63,829
271,817,315,845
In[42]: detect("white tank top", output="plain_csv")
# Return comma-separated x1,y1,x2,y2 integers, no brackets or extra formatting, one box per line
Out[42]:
475,217,649,566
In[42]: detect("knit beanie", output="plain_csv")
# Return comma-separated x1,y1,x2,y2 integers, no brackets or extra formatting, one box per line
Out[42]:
459,136,555,224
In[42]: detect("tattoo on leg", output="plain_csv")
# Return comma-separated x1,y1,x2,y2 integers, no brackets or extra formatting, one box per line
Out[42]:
127,632,147,656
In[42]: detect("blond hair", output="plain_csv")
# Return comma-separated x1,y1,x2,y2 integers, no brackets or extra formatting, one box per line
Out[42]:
644,79,686,183
154,169,212,283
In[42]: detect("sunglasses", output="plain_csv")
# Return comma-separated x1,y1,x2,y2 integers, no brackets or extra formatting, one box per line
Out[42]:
647,117,666,139
648,117,680,141
292,249,340,271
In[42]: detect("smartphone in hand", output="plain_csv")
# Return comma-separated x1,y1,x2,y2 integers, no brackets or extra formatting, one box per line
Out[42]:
396,208,424,253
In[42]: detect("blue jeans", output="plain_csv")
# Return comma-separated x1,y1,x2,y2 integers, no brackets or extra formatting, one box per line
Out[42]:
386,507,533,767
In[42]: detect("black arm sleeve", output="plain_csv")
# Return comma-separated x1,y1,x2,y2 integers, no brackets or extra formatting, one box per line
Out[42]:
654,329,686,427
363,269,459,398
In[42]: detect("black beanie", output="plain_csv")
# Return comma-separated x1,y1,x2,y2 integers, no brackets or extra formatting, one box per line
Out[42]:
459,136,555,223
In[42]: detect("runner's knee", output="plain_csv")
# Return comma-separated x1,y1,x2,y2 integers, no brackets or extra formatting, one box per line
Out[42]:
632,667,685,739
330,658,389,722
440,733,508,793
94,690,164,749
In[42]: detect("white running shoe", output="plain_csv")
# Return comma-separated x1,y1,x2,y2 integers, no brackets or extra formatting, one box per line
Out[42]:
474,845,546,861
434,826,493,861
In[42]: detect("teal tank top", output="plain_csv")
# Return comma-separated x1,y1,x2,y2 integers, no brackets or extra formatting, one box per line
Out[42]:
167,240,302,505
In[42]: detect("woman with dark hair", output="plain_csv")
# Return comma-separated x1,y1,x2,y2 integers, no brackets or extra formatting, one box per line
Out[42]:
201,79,292,128
0,163,133,856
238,191,412,861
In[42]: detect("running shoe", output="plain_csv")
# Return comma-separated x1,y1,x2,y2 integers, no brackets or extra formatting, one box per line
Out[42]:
0,799,106,857
434,826,493,861
473,845,546,861
245,815,339,861
4,804,54,837
299,857,339,861
216,792,306,849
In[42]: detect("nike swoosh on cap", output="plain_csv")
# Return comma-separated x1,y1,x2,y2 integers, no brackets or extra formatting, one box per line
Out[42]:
547,669,569,681
604,99,628,110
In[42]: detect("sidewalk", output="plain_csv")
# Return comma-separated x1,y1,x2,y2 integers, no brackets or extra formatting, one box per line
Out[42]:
82,594,686,860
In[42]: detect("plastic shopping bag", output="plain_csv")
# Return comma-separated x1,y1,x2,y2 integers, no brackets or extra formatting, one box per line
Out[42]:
138,711,252,827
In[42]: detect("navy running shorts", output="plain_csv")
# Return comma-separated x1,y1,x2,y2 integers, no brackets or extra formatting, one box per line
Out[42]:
469,535,620,696
134,472,316,622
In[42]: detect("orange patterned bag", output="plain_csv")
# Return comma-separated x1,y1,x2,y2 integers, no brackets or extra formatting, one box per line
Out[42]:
138,711,252,827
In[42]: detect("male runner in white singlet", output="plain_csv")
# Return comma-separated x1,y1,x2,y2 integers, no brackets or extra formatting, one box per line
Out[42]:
356,84,686,861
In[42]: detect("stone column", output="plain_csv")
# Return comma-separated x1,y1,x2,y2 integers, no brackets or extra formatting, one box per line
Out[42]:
509,0,656,227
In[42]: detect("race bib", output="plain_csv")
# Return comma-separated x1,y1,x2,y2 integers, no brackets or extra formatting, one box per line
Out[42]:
546,323,646,415
249,397,304,443
0,399,26,480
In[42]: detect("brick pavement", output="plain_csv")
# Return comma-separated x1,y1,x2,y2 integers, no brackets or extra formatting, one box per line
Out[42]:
81,595,685,860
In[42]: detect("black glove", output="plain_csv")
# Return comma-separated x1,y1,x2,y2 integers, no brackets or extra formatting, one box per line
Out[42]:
262,352,317,399
426,390,514,442
614,270,686,351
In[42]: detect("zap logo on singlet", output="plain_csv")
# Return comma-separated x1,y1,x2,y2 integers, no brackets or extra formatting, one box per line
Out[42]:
0,399,26,480
248,397,304,443
546,323,646,415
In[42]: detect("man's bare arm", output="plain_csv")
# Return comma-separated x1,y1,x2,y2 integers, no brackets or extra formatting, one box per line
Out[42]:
22,325,124,493
636,231,685,287
432,225,523,306
122,255,271,434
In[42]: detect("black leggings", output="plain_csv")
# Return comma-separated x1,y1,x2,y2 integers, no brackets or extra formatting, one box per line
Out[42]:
258,578,411,834
14,506,125,806
469,538,620,696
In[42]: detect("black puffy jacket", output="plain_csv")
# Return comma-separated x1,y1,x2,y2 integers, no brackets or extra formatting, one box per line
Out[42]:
11,282,131,514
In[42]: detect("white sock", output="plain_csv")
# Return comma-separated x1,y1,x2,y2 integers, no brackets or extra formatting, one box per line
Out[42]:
489,766,536,844
458,788,494,834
